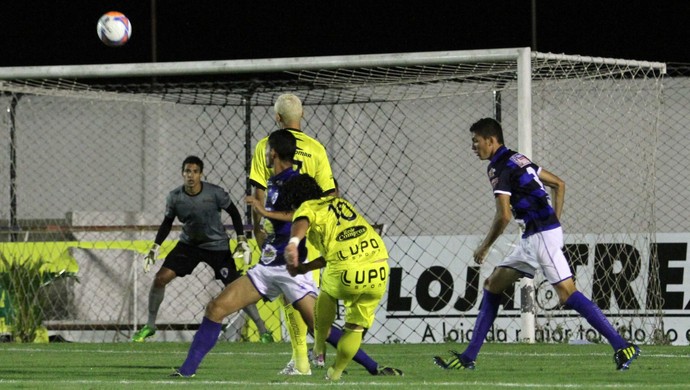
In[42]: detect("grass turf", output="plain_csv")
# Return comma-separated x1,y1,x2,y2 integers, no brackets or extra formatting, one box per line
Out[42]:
0,341,687,389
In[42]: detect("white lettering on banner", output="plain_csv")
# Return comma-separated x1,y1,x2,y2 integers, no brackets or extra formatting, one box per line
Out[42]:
374,233,690,345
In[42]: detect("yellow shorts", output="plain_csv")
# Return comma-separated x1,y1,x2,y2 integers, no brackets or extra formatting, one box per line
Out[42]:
320,259,389,328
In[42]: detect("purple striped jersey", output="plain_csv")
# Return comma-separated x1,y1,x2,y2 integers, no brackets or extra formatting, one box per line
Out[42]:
487,146,560,238
261,167,307,266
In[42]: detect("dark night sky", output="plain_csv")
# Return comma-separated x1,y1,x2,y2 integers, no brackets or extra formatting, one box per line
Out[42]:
1,1,688,68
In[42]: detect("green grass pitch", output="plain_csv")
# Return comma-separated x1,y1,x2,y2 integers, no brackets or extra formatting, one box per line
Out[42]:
0,341,687,389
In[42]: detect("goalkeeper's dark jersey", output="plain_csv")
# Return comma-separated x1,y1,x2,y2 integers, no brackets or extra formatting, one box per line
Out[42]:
260,167,307,266
164,182,230,251
487,146,560,238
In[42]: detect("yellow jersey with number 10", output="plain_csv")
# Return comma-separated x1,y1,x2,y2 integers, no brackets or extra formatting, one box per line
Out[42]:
293,196,388,271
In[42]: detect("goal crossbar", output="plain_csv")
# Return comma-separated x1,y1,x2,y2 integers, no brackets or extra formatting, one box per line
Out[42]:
0,48,665,80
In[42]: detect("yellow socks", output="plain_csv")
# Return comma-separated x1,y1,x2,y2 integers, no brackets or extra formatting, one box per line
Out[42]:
330,327,363,380
313,292,337,357
283,302,310,373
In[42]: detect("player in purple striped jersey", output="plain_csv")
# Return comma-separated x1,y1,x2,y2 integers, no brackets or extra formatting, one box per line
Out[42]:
434,118,639,371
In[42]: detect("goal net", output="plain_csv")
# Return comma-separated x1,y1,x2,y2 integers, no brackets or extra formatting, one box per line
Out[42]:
0,48,667,344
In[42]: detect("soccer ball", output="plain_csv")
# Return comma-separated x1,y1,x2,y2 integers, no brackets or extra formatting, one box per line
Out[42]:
96,12,132,47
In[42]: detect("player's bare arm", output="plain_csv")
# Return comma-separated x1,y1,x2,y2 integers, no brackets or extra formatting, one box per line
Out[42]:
251,188,267,247
245,195,293,222
474,194,512,265
286,256,326,276
284,218,310,267
538,168,565,220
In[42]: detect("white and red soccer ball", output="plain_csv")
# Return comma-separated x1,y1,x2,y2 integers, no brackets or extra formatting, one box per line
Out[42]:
97,11,132,47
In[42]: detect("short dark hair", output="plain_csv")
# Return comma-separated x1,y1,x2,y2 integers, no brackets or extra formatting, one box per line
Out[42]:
275,173,324,210
268,129,296,162
470,117,504,145
182,155,204,172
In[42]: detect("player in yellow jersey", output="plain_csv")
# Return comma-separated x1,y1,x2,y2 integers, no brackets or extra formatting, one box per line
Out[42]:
248,94,400,377
249,94,336,235
249,93,335,374
283,174,394,381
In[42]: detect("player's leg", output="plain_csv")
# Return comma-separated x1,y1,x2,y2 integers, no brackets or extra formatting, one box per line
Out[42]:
316,260,400,377
212,250,272,342
556,278,628,348
537,228,639,370
281,251,319,373
177,276,262,376
134,243,198,342
436,238,535,369
311,291,336,361
133,267,176,340
467,267,518,359
289,294,317,374
296,293,392,375
326,274,388,381
435,266,519,369
283,301,309,364
327,322,363,381
278,299,299,371
277,269,318,375
241,304,272,342
260,302,306,372
324,326,382,374
556,279,639,369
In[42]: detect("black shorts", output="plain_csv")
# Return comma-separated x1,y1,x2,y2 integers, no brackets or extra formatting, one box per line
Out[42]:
162,242,241,285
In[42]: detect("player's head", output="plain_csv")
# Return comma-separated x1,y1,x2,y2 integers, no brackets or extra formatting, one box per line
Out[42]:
274,93,303,126
276,173,324,210
181,155,203,191
182,155,204,173
469,118,504,160
267,129,296,167
470,118,504,144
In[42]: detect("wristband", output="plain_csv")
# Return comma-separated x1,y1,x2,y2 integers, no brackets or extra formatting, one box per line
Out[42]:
288,237,301,246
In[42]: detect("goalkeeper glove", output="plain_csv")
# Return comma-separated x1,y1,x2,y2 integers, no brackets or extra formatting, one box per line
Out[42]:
143,243,160,273
233,235,252,265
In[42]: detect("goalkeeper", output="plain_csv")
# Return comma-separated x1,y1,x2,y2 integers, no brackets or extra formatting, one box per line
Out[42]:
132,155,271,343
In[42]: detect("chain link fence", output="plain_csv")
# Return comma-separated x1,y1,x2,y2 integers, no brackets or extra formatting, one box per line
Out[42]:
0,53,686,345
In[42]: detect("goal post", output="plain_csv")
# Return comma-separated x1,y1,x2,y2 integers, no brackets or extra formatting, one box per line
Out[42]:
0,48,668,344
